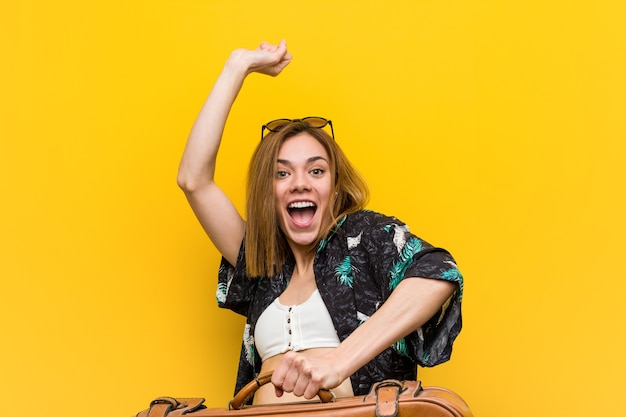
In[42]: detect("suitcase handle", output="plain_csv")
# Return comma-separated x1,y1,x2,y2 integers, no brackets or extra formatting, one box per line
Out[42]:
229,371,335,410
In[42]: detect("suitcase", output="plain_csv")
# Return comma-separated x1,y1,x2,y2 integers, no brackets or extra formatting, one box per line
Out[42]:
136,372,473,417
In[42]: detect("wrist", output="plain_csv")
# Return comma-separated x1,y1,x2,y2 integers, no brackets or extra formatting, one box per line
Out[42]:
324,347,356,383
224,50,253,78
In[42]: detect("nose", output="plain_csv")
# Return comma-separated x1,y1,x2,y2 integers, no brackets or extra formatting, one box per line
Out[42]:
290,171,311,192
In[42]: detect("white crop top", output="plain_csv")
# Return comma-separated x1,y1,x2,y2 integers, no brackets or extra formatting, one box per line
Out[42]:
254,289,340,361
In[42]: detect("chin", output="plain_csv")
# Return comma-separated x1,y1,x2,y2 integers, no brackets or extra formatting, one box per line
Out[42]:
283,230,319,250
287,235,317,248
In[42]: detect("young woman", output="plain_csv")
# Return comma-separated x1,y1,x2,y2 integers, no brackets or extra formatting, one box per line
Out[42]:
177,40,464,405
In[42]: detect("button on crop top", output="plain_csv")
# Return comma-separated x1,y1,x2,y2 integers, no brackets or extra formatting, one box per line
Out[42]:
254,289,340,361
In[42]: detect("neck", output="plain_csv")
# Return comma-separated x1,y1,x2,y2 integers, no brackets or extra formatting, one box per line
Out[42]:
289,242,316,278
280,244,318,305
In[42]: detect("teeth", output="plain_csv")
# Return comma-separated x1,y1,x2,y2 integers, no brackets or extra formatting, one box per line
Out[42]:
288,201,316,209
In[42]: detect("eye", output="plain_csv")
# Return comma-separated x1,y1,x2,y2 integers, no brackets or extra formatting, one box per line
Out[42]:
276,170,289,178
310,168,325,176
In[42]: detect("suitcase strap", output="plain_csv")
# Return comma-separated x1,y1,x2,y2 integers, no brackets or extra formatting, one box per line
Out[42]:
143,397,206,417
372,380,405,417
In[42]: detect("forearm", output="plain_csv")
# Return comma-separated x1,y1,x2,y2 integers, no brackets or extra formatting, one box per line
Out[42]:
328,277,457,381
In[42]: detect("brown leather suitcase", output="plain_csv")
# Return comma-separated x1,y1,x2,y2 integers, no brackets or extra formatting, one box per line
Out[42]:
136,373,473,417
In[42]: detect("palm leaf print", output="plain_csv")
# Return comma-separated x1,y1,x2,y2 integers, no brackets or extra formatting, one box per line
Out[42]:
216,264,234,305
442,268,464,299
318,215,347,252
318,236,329,252
216,282,227,304
389,237,423,290
335,256,354,288
393,337,409,357
357,311,370,325
243,324,255,367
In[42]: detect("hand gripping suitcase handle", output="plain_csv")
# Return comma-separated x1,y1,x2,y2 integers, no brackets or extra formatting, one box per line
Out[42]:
229,371,335,410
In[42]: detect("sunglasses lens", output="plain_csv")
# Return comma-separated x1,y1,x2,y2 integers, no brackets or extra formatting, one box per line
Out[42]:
302,117,329,128
265,119,291,132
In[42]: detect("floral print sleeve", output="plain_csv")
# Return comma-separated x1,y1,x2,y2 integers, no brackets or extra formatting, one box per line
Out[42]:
316,211,463,393
216,241,255,316
362,212,463,367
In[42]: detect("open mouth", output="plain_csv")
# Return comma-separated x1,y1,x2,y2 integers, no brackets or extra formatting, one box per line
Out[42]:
287,201,317,225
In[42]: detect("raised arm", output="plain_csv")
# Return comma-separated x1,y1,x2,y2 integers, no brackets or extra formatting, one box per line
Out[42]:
177,41,292,266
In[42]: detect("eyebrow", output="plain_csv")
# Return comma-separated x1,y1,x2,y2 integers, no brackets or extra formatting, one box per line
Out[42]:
276,156,329,166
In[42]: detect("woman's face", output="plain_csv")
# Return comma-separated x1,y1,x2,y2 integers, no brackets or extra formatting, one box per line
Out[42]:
274,133,333,251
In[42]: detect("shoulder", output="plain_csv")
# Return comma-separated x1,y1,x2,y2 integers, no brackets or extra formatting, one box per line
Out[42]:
342,210,409,234
337,210,415,252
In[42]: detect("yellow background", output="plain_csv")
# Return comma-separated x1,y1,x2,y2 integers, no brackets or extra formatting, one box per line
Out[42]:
2,1,625,416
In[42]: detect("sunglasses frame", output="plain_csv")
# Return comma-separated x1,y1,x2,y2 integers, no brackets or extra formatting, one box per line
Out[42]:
261,117,334,141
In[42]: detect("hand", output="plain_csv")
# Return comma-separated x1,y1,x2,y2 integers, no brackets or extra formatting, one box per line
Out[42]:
270,351,344,400
228,40,292,77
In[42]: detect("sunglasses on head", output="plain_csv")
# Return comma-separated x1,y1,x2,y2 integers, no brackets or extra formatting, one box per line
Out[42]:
261,117,334,141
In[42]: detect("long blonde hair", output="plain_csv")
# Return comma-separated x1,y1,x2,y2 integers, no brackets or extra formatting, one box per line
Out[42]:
245,121,369,278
